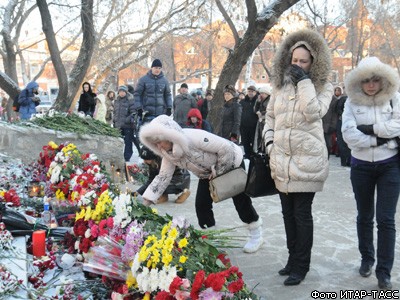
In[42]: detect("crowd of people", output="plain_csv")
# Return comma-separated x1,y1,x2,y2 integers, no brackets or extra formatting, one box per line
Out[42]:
1,27,399,291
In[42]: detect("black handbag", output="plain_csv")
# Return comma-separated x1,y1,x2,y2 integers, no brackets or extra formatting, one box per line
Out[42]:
245,153,278,197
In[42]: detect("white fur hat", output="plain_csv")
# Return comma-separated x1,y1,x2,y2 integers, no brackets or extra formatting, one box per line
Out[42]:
258,86,272,95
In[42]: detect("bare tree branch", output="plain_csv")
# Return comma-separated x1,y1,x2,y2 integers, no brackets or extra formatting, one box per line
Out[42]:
215,0,239,45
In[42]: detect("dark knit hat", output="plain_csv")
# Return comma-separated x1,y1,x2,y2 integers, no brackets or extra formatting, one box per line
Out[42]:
118,85,128,93
140,146,158,160
196,90,202,96
180,83,188,89
151,59,162,68
127,84,134,94
223,85,237,96
247,85,257,91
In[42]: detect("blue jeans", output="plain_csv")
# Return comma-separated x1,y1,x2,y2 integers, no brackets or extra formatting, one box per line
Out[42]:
350,161,400,280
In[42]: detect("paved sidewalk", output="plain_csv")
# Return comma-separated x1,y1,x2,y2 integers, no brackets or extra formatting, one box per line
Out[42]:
126,156,400,300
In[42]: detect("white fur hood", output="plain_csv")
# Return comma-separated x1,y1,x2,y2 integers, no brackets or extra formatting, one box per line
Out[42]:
139,115,189,159
271,29,331,94
345,57,400,107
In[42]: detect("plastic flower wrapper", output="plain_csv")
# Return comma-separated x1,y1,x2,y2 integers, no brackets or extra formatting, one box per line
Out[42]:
83,236,129,281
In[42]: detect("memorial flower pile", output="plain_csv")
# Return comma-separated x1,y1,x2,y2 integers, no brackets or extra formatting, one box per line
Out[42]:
0,142,260,299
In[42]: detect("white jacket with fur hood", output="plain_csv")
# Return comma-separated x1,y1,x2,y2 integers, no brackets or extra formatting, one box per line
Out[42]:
139,115,243,202
342,57,400,162
263,29,333,193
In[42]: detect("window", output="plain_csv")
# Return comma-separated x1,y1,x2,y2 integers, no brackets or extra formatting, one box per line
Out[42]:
261,75,266,79
30,64,39,75
180,75,185,79
331,70,339,84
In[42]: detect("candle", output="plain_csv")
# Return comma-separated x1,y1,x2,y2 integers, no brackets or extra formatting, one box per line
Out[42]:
32,230,46,257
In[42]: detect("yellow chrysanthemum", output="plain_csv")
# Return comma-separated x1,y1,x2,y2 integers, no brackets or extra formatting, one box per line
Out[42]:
48,141,58,149
75,208,85,220
84,206,92,221
178,238,188,249
126,271,137,288
0,190,5,197
55,189,66,200
143,292,151,300
70,191,79,201
169,227,178,239
179,255,187,263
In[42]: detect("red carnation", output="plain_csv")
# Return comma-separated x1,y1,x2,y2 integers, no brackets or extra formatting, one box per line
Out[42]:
169,276,183,295
155,291,174,300
204,272,225,291
228,278,244,293
79,237,92,253
190,270,205,300
73,219,88,236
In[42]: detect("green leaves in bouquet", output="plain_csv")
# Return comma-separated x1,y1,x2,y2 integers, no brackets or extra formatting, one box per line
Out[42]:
25,112,122,137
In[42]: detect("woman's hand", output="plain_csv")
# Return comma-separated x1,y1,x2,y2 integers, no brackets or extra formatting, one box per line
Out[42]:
208,165,217,180
290,64,309,85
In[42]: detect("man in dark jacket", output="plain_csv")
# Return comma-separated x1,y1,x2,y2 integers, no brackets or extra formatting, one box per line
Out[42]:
134,59,172,123
240,85,259,158
113,85,136,162
173,83,197,127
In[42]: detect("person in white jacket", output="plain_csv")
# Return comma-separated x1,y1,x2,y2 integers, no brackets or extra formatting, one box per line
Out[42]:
263,29,332,286
342,56,400,290
139,115,263,253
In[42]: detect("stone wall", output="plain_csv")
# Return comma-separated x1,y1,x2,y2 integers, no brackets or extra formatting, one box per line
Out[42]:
0,122,126,172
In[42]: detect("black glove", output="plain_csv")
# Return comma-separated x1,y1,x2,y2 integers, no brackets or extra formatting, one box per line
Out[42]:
377,137,391,146
357,124,374,135
290,64,309,85
166,108,172,116
137,109,143,119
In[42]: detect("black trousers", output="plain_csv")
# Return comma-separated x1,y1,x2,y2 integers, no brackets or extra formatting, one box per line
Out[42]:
240,125,257,158
195,178,259,229
280,192,315,277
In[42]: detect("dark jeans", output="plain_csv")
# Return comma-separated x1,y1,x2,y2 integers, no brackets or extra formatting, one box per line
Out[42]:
336,119,351,166
280,192,315,278
120,128,134,162
350,161,400,281
240,125,257,158
195,178,259,229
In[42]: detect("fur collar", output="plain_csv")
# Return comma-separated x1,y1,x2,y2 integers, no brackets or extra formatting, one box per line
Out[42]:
271,29,332,93
344,57,400,107
139,115,189,159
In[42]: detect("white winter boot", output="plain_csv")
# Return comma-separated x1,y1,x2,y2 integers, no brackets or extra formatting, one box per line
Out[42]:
243,218,264,253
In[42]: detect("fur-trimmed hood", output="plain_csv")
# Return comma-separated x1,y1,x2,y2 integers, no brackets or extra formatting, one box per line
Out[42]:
139,115,189,159
345,56,400,107
271,29,331,93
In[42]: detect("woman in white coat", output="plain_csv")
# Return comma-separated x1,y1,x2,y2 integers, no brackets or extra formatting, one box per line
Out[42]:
263,29,332,285
342,57,400,290
139,115,263,253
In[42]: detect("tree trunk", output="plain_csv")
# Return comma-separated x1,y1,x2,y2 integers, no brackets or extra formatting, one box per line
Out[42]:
209,0,300,132
36,0,68,109
66,0,95,112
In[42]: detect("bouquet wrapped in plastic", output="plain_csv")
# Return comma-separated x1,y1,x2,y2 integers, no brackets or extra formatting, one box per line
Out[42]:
83,236,129,281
